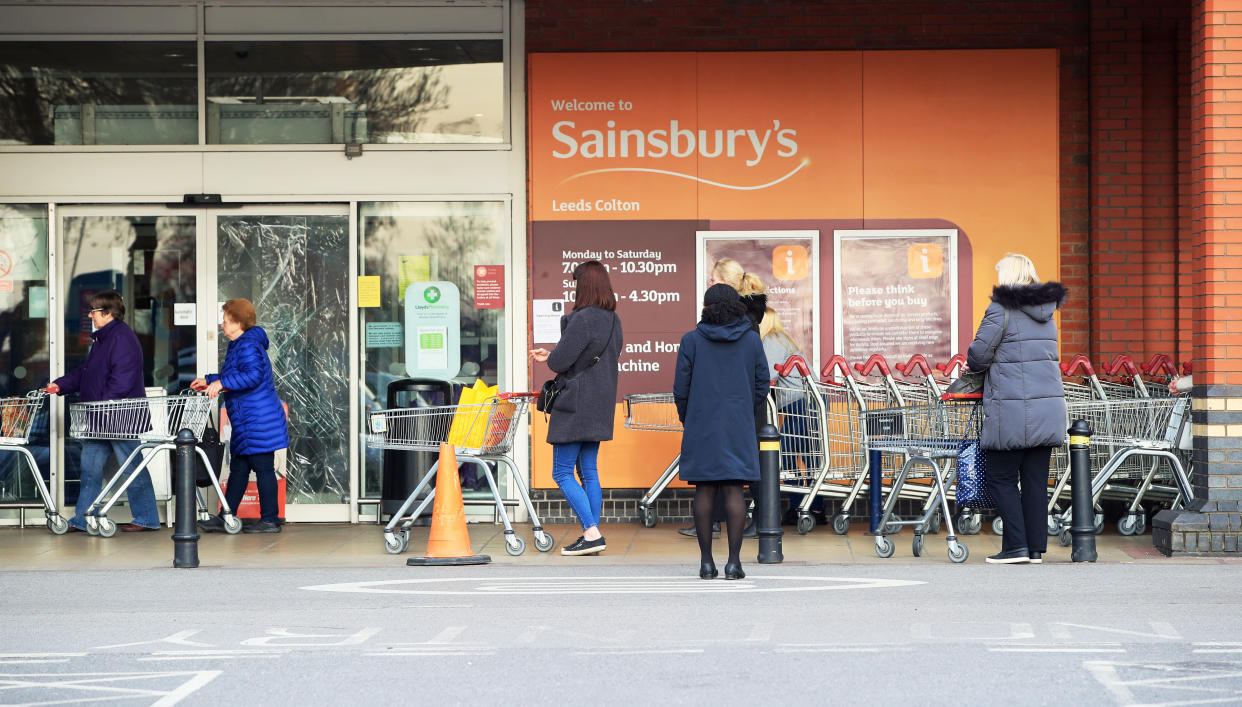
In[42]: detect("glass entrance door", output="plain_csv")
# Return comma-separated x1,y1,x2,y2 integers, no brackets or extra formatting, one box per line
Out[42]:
57,206,205,513
208,206,351,521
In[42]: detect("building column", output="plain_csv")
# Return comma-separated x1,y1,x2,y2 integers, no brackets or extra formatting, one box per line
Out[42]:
1153,0,1242,556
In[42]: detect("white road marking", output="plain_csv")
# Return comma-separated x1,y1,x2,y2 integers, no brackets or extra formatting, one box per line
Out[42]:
138,650,286,662
93,630,211,650
301,575,926,596
573,648,704,656
0,670,220,706
0,654,85,665
774,644,915,654
1084,660,1242,706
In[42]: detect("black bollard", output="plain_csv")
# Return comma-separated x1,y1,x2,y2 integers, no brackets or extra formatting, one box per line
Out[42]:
868,449,883,534
172,428,200,568
756,424,784,563
1068,419,1097,563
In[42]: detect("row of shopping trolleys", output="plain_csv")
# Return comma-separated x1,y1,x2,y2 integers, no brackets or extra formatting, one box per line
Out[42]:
623,352,1195,563
0,390,244,537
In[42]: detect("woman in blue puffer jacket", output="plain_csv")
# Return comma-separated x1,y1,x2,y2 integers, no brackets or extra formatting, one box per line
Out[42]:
193,298,289,534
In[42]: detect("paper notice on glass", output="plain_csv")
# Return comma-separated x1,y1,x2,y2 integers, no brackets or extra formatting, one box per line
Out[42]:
173,303,196,326
417,326,449,371
357,275,381,307
533,299,566,344
398,255,432,301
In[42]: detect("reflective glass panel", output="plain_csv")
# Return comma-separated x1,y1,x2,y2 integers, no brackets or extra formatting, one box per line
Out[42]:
205,40,503,144
217,214,350,505
0,205,50,505
359,201,507,500
0,42,197,145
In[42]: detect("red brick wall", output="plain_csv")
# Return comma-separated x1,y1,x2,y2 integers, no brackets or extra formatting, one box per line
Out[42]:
526,0,1192,367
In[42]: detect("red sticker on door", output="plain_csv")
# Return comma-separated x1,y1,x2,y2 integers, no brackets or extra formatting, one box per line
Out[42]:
474,265,504,309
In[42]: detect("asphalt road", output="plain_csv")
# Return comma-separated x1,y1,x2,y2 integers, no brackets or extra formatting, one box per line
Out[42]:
1,563,1239,705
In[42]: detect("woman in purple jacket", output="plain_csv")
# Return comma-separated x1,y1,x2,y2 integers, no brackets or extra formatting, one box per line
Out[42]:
193,298,290,534
45,291,160,532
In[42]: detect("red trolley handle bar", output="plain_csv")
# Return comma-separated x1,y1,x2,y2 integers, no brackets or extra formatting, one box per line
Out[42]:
1183,361,1193,375
854,354,892,377
821,354,854,382
1060,354,1096,377
936,354,967,376
940,392,983,401
896,354,933,377
1101,354,1141,378
775,354,811,377
499,392,541,400
1141,353,1179,377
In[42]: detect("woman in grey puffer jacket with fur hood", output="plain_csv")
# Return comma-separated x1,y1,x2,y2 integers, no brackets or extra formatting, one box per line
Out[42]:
967,253,1067,565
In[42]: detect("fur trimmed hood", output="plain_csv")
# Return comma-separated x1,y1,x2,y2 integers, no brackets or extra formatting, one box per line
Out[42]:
991,281,1067,323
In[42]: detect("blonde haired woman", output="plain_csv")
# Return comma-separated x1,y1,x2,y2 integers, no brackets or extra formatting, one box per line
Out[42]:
967,253,1067,564
710,258,766,329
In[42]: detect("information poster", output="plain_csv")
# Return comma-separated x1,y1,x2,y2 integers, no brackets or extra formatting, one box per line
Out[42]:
473,265,504,309
404,281,461,380
835,229,957,366
529,220,695,396
698,231,819,370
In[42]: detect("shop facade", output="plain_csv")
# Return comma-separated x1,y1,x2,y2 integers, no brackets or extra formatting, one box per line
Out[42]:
0,1,529,525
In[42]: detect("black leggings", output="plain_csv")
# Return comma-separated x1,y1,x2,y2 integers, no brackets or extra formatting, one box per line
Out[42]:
694,482,746,566
985,446,1053,553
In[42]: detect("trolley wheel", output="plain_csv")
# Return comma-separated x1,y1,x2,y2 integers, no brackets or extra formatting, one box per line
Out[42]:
969,514,984,535
504,535,526,557
1117,514,1138,536
534,531,555,553
912,534,925,557
874,536,895,558
1047,514,1061,536
928,512,942,535
398,530,410,554
383,532,403,555
85,516,99,536
796,514,816,535
884,515,903,535
1093,509,1105,535
831,514,850,535
97,518,117,538
947,541,969,564
640,505,657,528
47,515,69,535
1058,528,1072,547
1135,513,1147,536
223,515,243,535
955,512,974,535
991,516,1004,536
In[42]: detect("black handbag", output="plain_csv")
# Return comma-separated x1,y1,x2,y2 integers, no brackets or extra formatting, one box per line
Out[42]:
194,409,225,488
946,309,1009,396
536,314,617,414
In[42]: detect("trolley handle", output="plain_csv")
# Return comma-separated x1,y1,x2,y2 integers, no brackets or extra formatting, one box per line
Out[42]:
935,354,967,377
820,354,854,382
1183,361,1193,375
854,354,891,377
940,392,983,401
775,355,811,377
1060,354,1096,377
896,354,932,377
498,392,540,400
1141,353,1179,377
1101,354,1141,378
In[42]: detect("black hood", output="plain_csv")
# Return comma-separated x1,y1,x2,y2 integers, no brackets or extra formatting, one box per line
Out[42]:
991,282,1068,324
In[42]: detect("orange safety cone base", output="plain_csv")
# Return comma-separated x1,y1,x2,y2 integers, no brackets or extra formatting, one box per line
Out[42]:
406,443,491,567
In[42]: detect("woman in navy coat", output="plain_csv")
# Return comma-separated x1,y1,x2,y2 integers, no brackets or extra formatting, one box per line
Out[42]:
673,284,770,580
193,298,289,534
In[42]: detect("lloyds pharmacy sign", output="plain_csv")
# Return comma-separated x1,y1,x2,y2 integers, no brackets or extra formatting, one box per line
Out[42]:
405,281,461,380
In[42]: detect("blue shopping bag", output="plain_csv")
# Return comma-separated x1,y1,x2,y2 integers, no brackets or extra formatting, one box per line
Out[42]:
955,441,995,509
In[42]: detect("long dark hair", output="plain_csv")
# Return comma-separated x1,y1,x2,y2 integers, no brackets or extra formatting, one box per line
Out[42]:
572,260,617,312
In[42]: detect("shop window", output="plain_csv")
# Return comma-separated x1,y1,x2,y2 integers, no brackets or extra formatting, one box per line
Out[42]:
205,40,503,145
0,204,50,504
0,42,197,146
359,201,507,497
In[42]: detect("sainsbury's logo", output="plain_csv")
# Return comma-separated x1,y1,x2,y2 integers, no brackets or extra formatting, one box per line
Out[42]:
551,119,808,191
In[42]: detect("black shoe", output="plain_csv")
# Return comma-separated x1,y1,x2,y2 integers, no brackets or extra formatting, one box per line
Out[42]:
742,522,758,539
243,520,281,534
561,536,606,555
699,561,718,580
678,522,721,538
1029,551,1043,564
198,515,226,533
986,548,1030,564
723,562,746,580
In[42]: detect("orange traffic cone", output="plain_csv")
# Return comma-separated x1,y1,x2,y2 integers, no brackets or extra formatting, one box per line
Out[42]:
406,443,491,566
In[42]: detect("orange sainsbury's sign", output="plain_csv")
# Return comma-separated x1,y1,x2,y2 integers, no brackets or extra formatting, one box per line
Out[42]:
530,52,865,220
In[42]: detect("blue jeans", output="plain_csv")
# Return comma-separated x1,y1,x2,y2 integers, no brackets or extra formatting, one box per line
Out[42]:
223,452,279,524
552,441,602,531
71,440,160,529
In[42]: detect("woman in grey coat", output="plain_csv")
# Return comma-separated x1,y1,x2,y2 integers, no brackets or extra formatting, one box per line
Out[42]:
529,261,622,556
967,253,1067,565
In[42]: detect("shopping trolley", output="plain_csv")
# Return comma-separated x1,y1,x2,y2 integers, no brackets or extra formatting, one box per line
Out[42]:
862,397,977,562
624,392,682,528
68,390,239,537
1140,354,1182,397
0,391,67,534
370,392,552,556
1051,395,1195,546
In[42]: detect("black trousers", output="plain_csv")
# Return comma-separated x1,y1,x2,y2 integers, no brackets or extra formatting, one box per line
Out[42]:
984,446,1053,553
